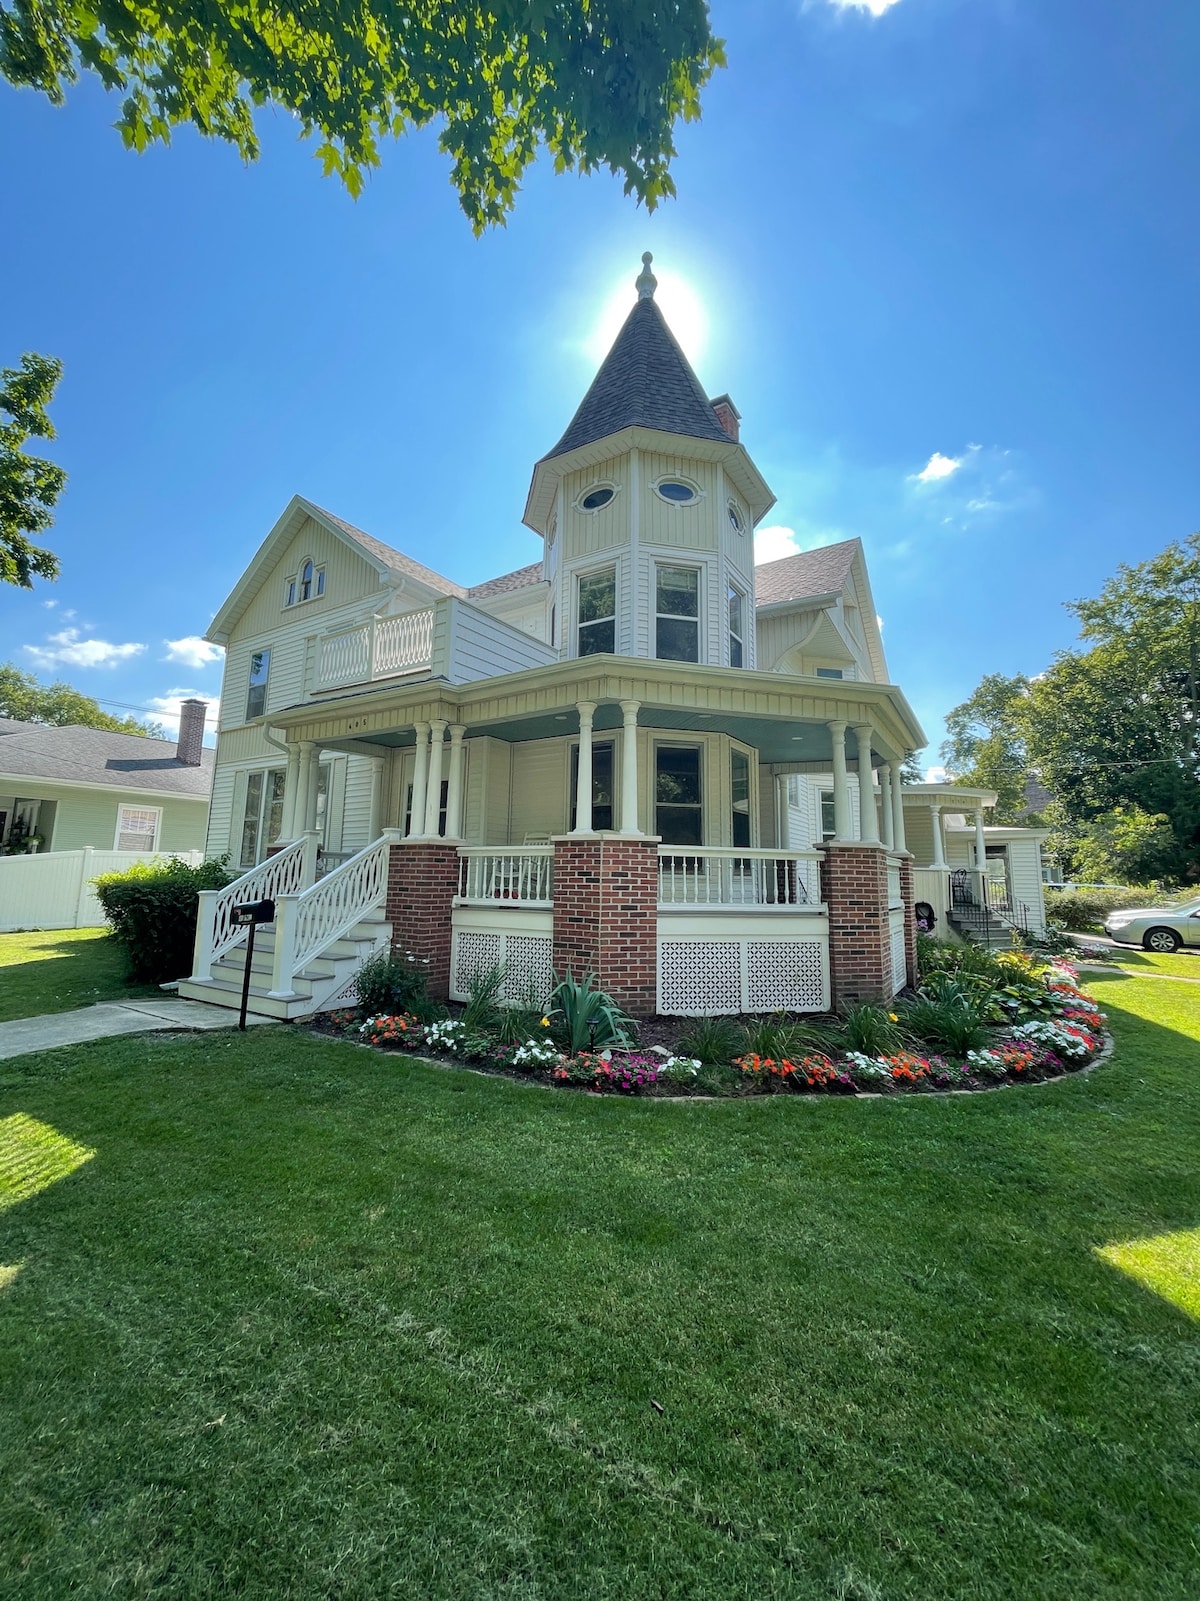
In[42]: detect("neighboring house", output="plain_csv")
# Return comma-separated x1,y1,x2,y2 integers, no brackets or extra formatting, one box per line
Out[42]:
0,702,213,856
181,256,1047,1020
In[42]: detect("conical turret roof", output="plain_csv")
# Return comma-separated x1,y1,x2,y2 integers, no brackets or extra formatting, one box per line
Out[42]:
544,282,731,461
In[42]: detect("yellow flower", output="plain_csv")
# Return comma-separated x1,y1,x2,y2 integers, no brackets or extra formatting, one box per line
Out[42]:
540,1016,550,1027
888,1013,898,1022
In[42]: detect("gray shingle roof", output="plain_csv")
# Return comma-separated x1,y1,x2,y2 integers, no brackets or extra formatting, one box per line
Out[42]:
0,724,214,797
754,540,861,608
467,562,545,600
0,716,29,736
544,297,732,460
303,501,466,599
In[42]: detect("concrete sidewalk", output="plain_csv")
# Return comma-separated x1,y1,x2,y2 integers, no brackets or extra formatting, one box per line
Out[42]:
0,998,274,1061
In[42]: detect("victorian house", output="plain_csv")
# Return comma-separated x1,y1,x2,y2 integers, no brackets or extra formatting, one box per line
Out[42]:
180,256,1047,1020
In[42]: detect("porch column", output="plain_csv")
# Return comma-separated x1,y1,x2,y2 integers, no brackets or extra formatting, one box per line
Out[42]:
974,807,988,873
293,741,315,838
572,701,596,834
408,722,430,838
445,724,467,840
890,761,907,852
279,741,302,840
827,720,852,841
366,756,385,841
930,803,947,868
424,719,447,837
879,762,895,849
618,699,641,835
302,743,321,832
853,723,878,843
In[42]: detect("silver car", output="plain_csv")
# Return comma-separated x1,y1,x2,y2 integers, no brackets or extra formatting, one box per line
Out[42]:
1104,897,1200,953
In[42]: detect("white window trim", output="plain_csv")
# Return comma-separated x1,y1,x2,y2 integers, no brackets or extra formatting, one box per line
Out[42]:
728,580,746,668
574,481,621,515
284,556,326,608
245,647,271,721
654,561,703,664
114,804,162,852
727,498,745,534
652,474,704,507
574,561,619,660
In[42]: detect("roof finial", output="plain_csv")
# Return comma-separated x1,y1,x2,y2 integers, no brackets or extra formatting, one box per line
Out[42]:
635,251,657,300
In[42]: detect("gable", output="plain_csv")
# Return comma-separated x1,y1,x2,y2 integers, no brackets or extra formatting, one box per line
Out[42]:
221,514,391,645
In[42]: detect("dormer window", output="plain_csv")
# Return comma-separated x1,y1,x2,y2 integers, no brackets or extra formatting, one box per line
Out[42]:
654,478,700,505
285,559,326,607
578,484,616,512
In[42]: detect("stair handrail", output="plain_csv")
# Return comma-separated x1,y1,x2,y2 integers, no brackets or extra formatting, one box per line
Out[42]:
268,831,398,999
191,833,319,981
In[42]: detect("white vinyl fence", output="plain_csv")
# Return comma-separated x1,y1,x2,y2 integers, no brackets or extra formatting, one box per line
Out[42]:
0,848,203,933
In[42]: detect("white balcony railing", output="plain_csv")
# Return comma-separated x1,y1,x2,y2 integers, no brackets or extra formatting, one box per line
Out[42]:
657,848,822,910
314,608,435,691
456,847,554,907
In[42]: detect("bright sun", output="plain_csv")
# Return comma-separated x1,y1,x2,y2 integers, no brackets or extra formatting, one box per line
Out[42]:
585,264,711,369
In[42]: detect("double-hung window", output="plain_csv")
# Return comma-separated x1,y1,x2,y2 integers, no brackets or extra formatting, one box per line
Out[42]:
655,746,702,845
728,585,745,668
731,750,751,847
115,805,161,852
570,742,614,831
577,568,616,656
246,649,270,720
819,789,837,841
656,566,700,662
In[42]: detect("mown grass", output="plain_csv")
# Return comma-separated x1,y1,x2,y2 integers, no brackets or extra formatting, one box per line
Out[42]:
0,928,157,1022
1,972,1198,1599
1105,946,1200,980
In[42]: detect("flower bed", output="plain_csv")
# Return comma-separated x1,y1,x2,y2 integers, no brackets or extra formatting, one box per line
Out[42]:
312,954,1109,1100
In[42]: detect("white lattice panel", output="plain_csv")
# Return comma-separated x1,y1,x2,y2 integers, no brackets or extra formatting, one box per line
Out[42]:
452,931,503,999
746,940,826,1012
658,941,742,1015
502,935,554,1006
658,936,830,1015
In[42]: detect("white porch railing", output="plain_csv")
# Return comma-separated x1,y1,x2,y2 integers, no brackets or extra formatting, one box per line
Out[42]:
191,833,318,981
456,847,554,907
269,835,391,998
657,848,822,909
314,608,435,690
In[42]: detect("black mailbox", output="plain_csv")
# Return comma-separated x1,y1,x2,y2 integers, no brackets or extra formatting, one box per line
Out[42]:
234,898,275,927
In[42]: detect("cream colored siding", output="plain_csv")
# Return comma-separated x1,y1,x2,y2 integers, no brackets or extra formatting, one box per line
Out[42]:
509,740,570,841
637,453,719,550
339,755,380,852
232,515,387,641
561,455,629,562
1006,839,1047,934
904,804,935,866
205,764,237,859
439,600,558,684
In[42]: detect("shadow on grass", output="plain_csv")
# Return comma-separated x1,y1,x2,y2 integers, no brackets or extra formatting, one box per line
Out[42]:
0,929,157,1023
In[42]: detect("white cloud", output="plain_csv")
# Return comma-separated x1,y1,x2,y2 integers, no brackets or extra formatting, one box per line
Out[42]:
925,764,948,784
24,628,146,671
145,689,220,742
824,0,904,14
911,452,963,484
753,524,804,564
163,636,223,669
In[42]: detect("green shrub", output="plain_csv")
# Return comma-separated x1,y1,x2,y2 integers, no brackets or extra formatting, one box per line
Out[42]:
94,857,234,983
837,1003,903,1057
916,935,1009,986
900,973,995,1055
461,960,507,1033
677,1015,744,1065
353,948,438,1020
548,971,633,1053
1045,886,1156,932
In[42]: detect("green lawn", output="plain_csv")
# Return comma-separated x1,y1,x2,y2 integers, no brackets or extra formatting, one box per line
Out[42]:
2,973,1198,1598
0,928,158,1023
1105,946,1200,980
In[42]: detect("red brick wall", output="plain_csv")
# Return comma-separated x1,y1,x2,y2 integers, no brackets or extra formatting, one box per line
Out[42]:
385,842,460,1000
898,854,918,990
820,843,894,1008
552,837,659,1017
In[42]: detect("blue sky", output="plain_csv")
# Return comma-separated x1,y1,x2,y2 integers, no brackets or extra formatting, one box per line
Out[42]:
2,0,1197,765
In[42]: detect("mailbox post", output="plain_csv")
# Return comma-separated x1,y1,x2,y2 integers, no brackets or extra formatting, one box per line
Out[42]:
233,899,275,1030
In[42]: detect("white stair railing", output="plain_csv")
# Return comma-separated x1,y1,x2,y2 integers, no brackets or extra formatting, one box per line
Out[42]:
191,833,319,981
268,833,395,999
456,847,554,906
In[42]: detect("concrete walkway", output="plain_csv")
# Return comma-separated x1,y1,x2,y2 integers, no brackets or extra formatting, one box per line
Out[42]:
0,998,274,1061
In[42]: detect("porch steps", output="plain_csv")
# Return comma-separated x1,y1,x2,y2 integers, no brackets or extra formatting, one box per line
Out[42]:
948,905,1014,950
177,912,392,1021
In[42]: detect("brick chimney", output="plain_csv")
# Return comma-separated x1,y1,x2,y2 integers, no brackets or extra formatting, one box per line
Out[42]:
710,393,741,442
176,699,207,766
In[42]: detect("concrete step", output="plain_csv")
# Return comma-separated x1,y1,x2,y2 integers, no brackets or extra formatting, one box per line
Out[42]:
180,914,393,1020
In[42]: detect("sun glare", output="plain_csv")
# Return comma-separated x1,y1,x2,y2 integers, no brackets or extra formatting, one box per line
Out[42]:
1096,1227,1200,1320
585,265,711,369
0,1112,95,1215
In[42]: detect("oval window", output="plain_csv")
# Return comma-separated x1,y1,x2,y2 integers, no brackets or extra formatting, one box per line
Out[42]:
728,501,744,533
580,485,615,511
657,480,698,504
